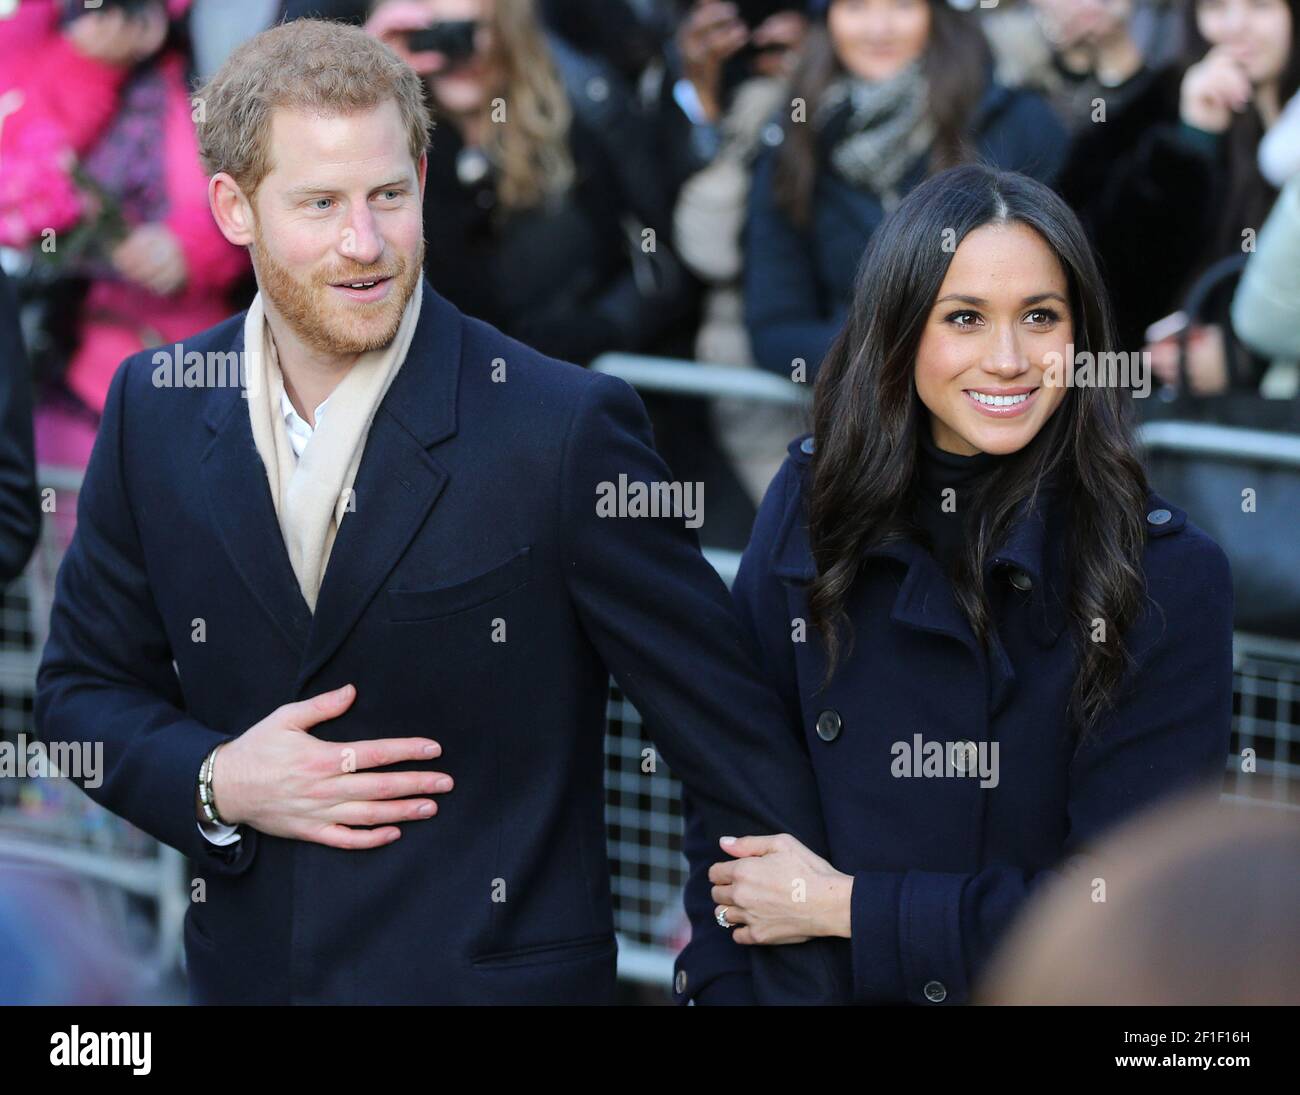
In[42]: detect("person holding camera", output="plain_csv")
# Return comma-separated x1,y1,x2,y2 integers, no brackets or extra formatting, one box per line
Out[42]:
366,0,693,365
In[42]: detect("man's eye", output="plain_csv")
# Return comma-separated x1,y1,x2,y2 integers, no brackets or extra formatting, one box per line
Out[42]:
946,310,982,329
310,198,334,211
378,190,403,201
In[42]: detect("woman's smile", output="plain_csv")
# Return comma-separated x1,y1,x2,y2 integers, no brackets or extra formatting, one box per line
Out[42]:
962,386,1040,417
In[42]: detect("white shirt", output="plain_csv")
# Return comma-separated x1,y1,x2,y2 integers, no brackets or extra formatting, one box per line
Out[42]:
197,390,331,846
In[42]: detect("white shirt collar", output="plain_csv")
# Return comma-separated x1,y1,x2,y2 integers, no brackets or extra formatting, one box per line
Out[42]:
280,388,330,459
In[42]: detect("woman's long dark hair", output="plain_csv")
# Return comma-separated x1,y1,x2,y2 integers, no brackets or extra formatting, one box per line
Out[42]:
1182,0,1300,260
773,0,992,226
808,165,1150,742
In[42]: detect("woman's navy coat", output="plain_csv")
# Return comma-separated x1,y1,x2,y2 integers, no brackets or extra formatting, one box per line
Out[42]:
675,435,1234,1005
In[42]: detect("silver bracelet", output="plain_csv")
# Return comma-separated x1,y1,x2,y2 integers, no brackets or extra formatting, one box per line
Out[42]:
199,743,229,827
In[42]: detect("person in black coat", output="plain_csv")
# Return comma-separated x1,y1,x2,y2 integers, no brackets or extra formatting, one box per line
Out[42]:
744,0,1068,381
0,268,40,586
652,1,812,204
538,0,665,85
1057,0,1300,391
368,0,694,365
674,165,1233,1005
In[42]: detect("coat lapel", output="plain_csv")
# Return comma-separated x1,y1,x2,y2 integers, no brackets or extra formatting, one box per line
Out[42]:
767,450,1067,715
200,324,313,654
295,282,462,687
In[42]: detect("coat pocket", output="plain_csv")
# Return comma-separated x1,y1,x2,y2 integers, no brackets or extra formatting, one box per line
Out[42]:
471,932,617,971
387,546,531,622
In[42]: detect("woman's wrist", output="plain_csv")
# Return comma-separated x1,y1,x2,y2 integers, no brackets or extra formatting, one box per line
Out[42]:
816,870,855,938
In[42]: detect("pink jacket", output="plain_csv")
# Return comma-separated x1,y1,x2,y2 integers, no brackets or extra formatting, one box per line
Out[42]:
0,2,247,414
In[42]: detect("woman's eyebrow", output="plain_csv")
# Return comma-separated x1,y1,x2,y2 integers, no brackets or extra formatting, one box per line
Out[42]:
935,292,1068,306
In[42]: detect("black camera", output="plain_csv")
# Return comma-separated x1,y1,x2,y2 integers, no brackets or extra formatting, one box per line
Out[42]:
403,20,478,63
59,0,162,23
735,0,798,30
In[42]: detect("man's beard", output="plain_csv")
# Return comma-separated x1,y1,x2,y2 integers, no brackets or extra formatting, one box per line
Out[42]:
251,219,424,356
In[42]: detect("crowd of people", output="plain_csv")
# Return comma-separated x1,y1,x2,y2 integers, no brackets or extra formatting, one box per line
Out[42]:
0,0,1297,530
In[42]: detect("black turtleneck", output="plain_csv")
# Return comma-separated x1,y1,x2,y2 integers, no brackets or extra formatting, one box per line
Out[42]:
913,429,1003,575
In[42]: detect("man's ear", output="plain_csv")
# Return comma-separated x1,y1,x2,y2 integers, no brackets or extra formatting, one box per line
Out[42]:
417,151,428,202
209,172,256,247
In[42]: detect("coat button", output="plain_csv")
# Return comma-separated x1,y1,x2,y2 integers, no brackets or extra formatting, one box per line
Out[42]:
1147,508,1172,526
800,437,815,455
949,740,975,773
674,969,688,994
923,980,947,1003
815,709,841,742
1008,570,1033,591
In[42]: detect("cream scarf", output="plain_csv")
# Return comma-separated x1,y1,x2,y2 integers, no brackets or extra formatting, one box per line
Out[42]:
243,278,423,612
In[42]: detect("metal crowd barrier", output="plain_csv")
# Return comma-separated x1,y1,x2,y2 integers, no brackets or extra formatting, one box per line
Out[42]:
1138,420,1300,814
0,468,187,976
592,353,809,407
1,360,1296,993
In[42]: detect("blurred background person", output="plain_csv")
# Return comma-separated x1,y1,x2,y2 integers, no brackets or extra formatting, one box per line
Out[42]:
743,0,1068,383
654,1,803,196
1230,80,1300,377
981,0,1179,132
1059,0,1299,395
979,790,1300,1005
0,268,40,587
1257,79,1300,184
537,0,667,87
0,0,248,471
1232,173,1300,365
367,0,694,365
671,1,812,505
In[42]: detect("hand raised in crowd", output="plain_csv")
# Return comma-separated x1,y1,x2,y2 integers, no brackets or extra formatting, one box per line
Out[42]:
111,223,188,297
366,0,451,77
749,9,808,79
64,3,168,68
1181,45,1255,133
1147,322,1231,396
678,1,750,123
204,684,455,850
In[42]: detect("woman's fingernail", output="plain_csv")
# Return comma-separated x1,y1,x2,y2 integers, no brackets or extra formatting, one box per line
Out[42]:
721,836,736,845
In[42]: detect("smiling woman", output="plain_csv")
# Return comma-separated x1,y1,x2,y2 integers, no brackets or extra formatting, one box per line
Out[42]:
674,164,1236,1006
914,224,1072,456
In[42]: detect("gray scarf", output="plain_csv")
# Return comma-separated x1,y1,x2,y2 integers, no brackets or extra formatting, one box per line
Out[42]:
819,61,934,212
